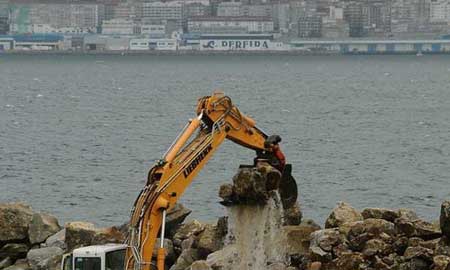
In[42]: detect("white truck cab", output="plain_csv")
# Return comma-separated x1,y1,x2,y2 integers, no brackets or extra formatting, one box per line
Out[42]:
62,244,127,270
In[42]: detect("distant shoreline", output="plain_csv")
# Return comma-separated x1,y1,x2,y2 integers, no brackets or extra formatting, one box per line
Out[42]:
2,50,449,56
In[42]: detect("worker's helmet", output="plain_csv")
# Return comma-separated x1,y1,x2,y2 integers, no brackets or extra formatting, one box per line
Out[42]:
264,135,282,148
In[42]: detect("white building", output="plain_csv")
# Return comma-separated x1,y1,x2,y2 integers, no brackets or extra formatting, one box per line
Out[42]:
102,18,135,35
188,16,274,33
142,2,184,29
141,24,165,36
217,2,242,17
430,0,450,23
31,24,95,34
129,38,177,50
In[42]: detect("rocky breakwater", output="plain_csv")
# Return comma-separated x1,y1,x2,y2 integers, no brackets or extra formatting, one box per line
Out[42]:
3,165,450,270
0,202,192,270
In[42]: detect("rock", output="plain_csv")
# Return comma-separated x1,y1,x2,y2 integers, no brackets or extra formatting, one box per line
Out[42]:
325,202,363,229
188,260,211,270
397,209,419,221
393,237,410,255
404,246,434,262
180,236,196,251
172,220,204,247
309,261,322,270
362,239,391,257
0,244,29,261
10,259,30,270
412,220,441,240
231,166,281,204
441,201,450,239
436,237,450,256
205,245,238,269
152,238,175,261
3,263,31,270
334,252,365,270
169,248,200,270
26,247,63,270
433,255,450,270
218,184,234,203
195,224,223,257
216,217,228,239
361,208,399,222
65,222,124,251
28,213,61,245
0,203,34,242
284,203,303,226
267,262,287,270
396,217,441,240
45,229,66,250
166,203,192,235
347,218,396,251
0,257,12,269
309,229,343,262
284,223,320,256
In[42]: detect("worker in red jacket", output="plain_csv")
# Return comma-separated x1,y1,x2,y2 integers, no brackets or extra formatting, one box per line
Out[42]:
264,135,286,173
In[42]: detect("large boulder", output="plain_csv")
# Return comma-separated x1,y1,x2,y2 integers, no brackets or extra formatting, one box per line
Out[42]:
0,244,29,261
188,260,211,270
440,201,450,239
0,257,12,269
284,203,303,226
334,252,366,270
229,166,282,205
361,208,399,222
45,229,66,250
309,228,344,262
346,218,396,251
0,203,34,242
26,247,63,270
433,255,450,270
172,220,205,247
28,213,61,245
283,222,320,256
169,248,201,270
195,224,224,257
166,203,192,236
325,202,363,229
205,245,238,269
3,259,31,270
65,222,124,251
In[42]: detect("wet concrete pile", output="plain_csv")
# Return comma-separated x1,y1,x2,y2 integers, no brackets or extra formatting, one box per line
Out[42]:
3,166,450,270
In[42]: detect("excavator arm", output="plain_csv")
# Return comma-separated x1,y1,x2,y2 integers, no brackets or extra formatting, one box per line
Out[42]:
125,92,294,270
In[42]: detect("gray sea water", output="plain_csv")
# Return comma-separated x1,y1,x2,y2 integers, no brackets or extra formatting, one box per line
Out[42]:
1,54,450,227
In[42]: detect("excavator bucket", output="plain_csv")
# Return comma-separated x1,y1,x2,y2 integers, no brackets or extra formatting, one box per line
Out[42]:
278,164,298,209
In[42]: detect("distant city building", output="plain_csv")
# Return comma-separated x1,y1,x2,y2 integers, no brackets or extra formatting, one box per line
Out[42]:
102,18,135,34
31,24,96,34
430,0,450,23
142,1,184,30
298,15,322,38
217,2,241,17
140,24,165,36
0,6,8,34
9,3,99,34
240,4,273,18
188,16,274,33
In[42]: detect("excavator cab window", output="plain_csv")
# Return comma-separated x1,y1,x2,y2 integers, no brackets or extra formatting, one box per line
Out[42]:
74,257,101,270
105,249,125,270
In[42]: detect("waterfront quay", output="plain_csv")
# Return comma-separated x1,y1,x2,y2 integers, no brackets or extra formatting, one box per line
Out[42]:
2,33,450,55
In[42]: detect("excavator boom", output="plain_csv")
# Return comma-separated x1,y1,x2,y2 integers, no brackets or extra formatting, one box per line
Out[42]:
125,92,296,270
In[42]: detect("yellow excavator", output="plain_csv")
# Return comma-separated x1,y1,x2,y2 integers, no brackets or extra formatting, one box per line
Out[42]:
124,92,298,270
